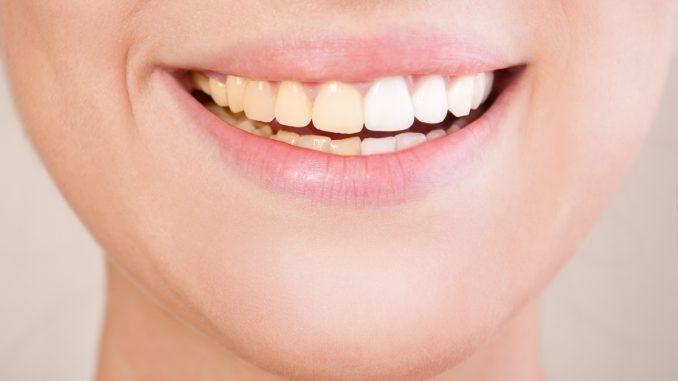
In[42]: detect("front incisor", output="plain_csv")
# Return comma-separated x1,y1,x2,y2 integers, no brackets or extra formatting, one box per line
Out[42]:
312,81,364,134
275,81,312,127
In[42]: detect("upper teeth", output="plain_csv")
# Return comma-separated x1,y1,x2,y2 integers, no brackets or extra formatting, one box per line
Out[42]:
193,71,494,135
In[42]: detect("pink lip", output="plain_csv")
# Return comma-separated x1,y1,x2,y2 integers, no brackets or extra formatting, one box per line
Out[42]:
161,31,520,207
164,28,514,82
167,75,515,207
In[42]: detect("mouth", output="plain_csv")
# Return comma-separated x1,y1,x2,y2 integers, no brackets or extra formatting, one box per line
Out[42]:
162,31,525,207
189,70,502,154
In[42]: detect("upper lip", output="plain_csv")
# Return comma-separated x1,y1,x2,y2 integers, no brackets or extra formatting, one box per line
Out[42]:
159,27,518,82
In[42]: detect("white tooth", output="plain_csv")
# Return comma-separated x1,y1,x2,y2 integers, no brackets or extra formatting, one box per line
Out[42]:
447,75,475,117
364,76,414,132
361,137,396,155
226,75,248,113
395,132,426,151
295,135,331,152
412,75,448,124
481,72,494,104
471,73,486,110
209,77,229,107
425,129,446,141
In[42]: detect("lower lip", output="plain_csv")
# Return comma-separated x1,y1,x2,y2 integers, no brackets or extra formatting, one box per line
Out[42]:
167,72,515,207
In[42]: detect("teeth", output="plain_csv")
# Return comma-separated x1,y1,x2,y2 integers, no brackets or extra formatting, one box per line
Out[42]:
395,132,426,151
235,119,257,133
481,72,494,105
295,135,331,152
412,75,448,124
243,80,276,123
275,81,312,127
197,70,496,155
208,77,229,107
329,137,362,155
447,75,475,117
364,77,414,132
470,73,486,110
312,81,364,134
226,75,248,113
192,72,211,95
361,137,396,155
425,129,446,141
272,130,300,144
252,124,273,137
205,103,231,122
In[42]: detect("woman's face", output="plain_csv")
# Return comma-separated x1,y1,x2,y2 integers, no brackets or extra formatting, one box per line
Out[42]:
1,1,676,380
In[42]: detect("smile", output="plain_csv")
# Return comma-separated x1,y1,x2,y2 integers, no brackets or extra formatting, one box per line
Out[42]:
190,71,497,155
163,31,525,206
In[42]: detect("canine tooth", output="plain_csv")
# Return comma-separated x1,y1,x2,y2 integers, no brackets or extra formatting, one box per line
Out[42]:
272,130,299,145
312,81,363,134
361,137,396,155
295,135,331,152
481,72,494,104
329,137,361,155
209,77,229,107
425,129,446,141
447,75,475,117
226,75,248,113
395,132,426,151
252,125,273,137
243,80,276,123
364,76,414,132
412,75,448,124
471,73,486,110
275,81,312,127
191,72,211,94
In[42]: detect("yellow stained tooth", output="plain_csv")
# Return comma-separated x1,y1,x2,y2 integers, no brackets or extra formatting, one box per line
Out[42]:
252,125,273,137
272,130,299,145
235,119,256,133
243,80,276,123
329,136,361,155
295,135,331,152
208,77,229,107
191,72,211,94
312,81,363,134
226,75,248,113
274,81,312,127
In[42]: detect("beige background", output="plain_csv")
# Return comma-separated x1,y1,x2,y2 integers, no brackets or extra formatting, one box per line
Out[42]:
1,58,677,380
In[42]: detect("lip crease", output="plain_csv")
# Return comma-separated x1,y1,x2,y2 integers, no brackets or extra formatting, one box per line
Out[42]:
161,31,521,207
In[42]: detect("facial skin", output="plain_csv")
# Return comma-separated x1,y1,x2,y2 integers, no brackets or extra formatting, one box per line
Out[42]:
1,1,676,380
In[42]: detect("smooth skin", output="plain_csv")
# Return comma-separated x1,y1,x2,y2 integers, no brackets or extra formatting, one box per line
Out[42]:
1,2,676,380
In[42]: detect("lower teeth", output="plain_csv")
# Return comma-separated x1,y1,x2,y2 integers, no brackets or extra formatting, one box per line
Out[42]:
203,99,480,156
